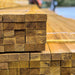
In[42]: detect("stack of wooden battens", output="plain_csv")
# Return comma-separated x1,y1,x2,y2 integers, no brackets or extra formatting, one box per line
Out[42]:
0,6,46,52
43,9,75,75
0,44,51,75
0,5,75,75
0,5,51,75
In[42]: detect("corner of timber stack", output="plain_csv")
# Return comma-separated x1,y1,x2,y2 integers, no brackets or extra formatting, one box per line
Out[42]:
0,5,47,52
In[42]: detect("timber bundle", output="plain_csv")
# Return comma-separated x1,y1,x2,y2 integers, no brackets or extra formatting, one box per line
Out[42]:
0,5,51,75
0,5,75,75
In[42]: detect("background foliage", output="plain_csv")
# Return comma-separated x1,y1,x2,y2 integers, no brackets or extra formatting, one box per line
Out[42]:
57,0,75,6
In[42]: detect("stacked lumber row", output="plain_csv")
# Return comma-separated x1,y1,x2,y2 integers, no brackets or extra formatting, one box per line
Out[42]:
0,44,51,75
0,2,21,9
0,6,47,52
42,9,75,42
0,5,49,75
48,43,75,75
42,9,75,75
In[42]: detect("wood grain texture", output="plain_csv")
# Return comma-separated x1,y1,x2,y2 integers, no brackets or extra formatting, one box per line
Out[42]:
3,15,25,22
0,31,3,38
30,53,40,61
50,61,60,75
0,23,3,30
30,61,40,68
4,30,14,37
3,23,15,30
40,61,50,68
0,63,8,70
0,5,46,52
0,15,2,22
0,70,9,75
9,68,20,75
3,38,16,45
40,67,50,74
0,5,75,75
30,69,40,75
0,46,4,52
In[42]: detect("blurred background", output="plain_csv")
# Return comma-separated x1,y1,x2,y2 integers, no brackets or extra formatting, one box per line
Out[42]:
0,0,75,19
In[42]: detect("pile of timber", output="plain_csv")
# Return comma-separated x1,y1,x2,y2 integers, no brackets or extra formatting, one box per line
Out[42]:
0,5,51,75
0,44,51,75
43,9,75,75
48,43,75,75
0,6,46,52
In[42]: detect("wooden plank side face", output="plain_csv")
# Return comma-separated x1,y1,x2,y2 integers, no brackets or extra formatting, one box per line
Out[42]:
26,36,36,44
36,22,46,30
3,38,16,45
61,68,71,75
36,30,46,36
72,60,75,67
4,30,14,37
50,61,60,75
40,61,50,68
0,23,3,30
30,69,40,75
0,15,2,22
4,45,15,52
19,61,29,68
0,46,4,52
50,66,60,75
3,23,14,30
61,60,72,67
36,44,45,51
36,36,46,44
30,61,40,68
26,29,36,36
0,70,9,75
16,37,25,44
26,36,46,44
15,44,25,51
9,68,20,75
15,30,26,37
3,15,25,22
8,62,20,68
25,44,35,51
8,53,19,62
71,68,75,74
25,44,45,51
0,39,3,45
51,61,60,67
25,14,47,22
30,53,40,61
19,53,29,61
0,54,8,63
40,54,51,61
52,53,61,60
14,23,26,30
40,67,50,74
0,63,8,70
0,31,3,39
26,22,36,29
62,53,72,60
72,53,75,60
20,68,30,75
